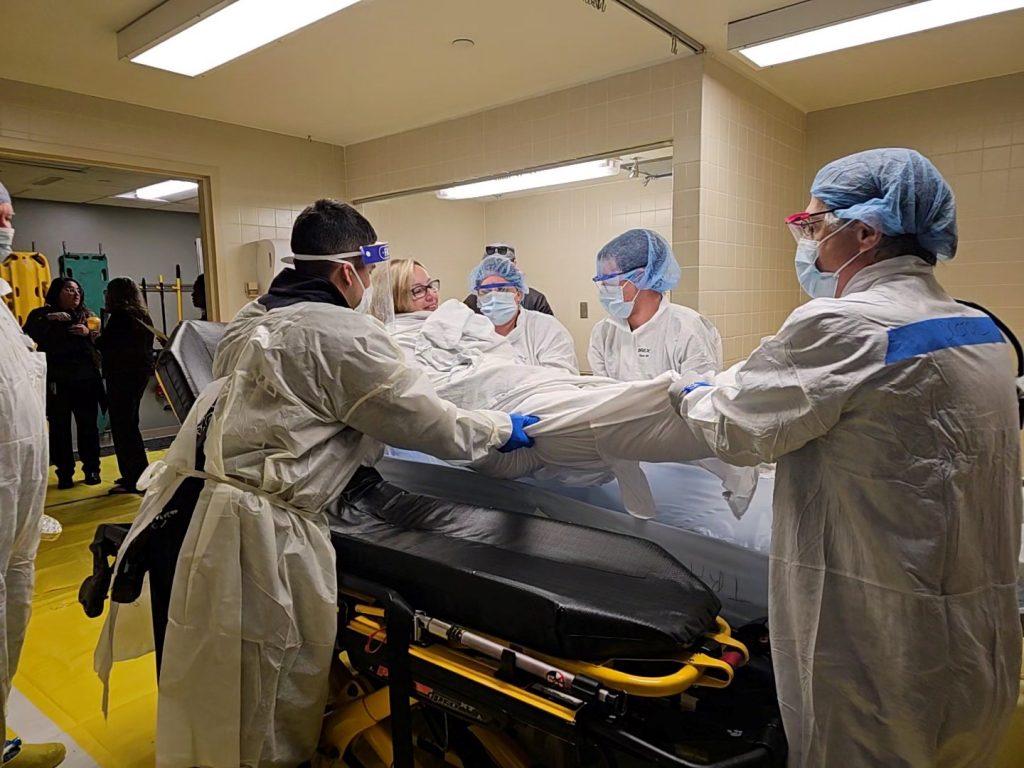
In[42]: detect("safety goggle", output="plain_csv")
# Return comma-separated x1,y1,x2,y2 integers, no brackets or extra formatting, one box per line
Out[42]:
784,210,838,242
410,279,441,299
485,245,516,258
592,268,642,285
475,281,519,295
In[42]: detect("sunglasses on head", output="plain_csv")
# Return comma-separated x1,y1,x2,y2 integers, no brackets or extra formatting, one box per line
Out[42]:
485,245,515,258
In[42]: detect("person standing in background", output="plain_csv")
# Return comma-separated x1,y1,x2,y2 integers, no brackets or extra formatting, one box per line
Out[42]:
96,277,155,495
588,229,722,381
0,178,67,766
23,278,104,490
191,273,208,320
464,243,554,316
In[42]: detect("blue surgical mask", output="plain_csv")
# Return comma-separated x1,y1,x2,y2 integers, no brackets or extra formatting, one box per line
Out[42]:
0,228,14,260
479,292,519,326
794,222,863,299
598,282,635,320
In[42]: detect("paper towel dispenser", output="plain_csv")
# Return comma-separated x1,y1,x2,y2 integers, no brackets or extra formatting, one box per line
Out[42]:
250,239,292,294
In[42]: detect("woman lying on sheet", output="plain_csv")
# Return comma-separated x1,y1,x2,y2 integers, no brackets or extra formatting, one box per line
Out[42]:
370,259,758,519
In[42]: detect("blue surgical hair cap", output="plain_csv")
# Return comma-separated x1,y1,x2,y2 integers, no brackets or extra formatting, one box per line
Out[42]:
0,180,10,206
596,229,680,293
810,148,957,261
470,254,529,294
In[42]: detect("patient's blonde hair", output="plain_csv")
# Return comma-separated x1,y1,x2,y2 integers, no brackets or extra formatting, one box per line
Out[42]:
372,257,424,315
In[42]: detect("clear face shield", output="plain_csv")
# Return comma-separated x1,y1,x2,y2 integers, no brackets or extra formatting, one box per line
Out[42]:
361,242,394,331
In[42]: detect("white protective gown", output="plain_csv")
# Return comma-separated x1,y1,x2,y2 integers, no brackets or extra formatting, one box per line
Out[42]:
0,302,47,737
506,308,578,373
588,301,722,380
676,256,1023,767
97,299,511,768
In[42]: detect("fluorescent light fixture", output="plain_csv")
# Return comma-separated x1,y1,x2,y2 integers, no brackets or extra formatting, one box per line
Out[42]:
117,180,198,202
733,0,1024,67
121,0,363,77
437,160,621,200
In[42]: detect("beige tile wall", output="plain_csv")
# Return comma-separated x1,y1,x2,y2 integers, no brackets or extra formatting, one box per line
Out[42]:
697,59,807,364
344,57,701,203
806,71,1024,347
484,174,674,367
0,78,345,319
345,54,705,331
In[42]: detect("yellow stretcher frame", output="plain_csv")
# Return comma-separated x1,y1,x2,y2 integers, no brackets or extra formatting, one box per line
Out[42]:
322,607,752,767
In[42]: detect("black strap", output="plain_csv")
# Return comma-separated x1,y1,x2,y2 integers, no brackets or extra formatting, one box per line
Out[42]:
957,299,1023,428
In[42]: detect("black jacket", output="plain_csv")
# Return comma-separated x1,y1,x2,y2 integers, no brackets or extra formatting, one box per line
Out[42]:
464,286,554,316
23,305,101,383
96,309,156,376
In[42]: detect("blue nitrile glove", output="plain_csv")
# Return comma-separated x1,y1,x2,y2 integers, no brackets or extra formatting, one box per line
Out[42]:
499,414,540,452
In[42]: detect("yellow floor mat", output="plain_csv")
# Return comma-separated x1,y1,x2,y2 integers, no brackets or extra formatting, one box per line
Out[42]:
16,453,161,768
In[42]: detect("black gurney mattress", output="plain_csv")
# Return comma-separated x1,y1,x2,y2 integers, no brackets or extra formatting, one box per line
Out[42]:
329,475,722,662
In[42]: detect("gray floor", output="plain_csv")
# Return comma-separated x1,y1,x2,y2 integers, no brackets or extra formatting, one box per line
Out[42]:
8,689,95,767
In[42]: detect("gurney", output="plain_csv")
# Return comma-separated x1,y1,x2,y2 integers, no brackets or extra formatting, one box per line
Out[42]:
79,319,786,765
321,474,785,767
82,473,784,767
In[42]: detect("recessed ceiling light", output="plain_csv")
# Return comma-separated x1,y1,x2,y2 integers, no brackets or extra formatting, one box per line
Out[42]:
451,38,475,49
116,179,198,202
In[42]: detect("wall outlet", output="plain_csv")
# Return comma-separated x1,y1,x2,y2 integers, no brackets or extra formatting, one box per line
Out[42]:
580,301,588,319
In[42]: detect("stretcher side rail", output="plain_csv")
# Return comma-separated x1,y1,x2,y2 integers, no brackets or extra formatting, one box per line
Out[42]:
336,573,785,768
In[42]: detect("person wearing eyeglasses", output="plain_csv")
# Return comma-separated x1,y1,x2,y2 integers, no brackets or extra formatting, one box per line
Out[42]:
670,149,1021,767
464,243,554,316
588,229,722,381
469,255,578,373
392,259,441,313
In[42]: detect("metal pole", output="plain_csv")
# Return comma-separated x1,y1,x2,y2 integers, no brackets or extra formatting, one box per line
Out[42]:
174,264,183,324
158,274,167,336
609,0,704,54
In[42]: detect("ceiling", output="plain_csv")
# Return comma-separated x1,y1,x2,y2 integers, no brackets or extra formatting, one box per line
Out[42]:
0,156,200,213
1,1,1023,146
642,0,1024,113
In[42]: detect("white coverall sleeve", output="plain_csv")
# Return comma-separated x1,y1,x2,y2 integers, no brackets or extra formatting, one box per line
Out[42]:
705,319,724,371
325,323,513,462
678,307,878,466
537,319,579,374
587,322,609,377
672,312,724,378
